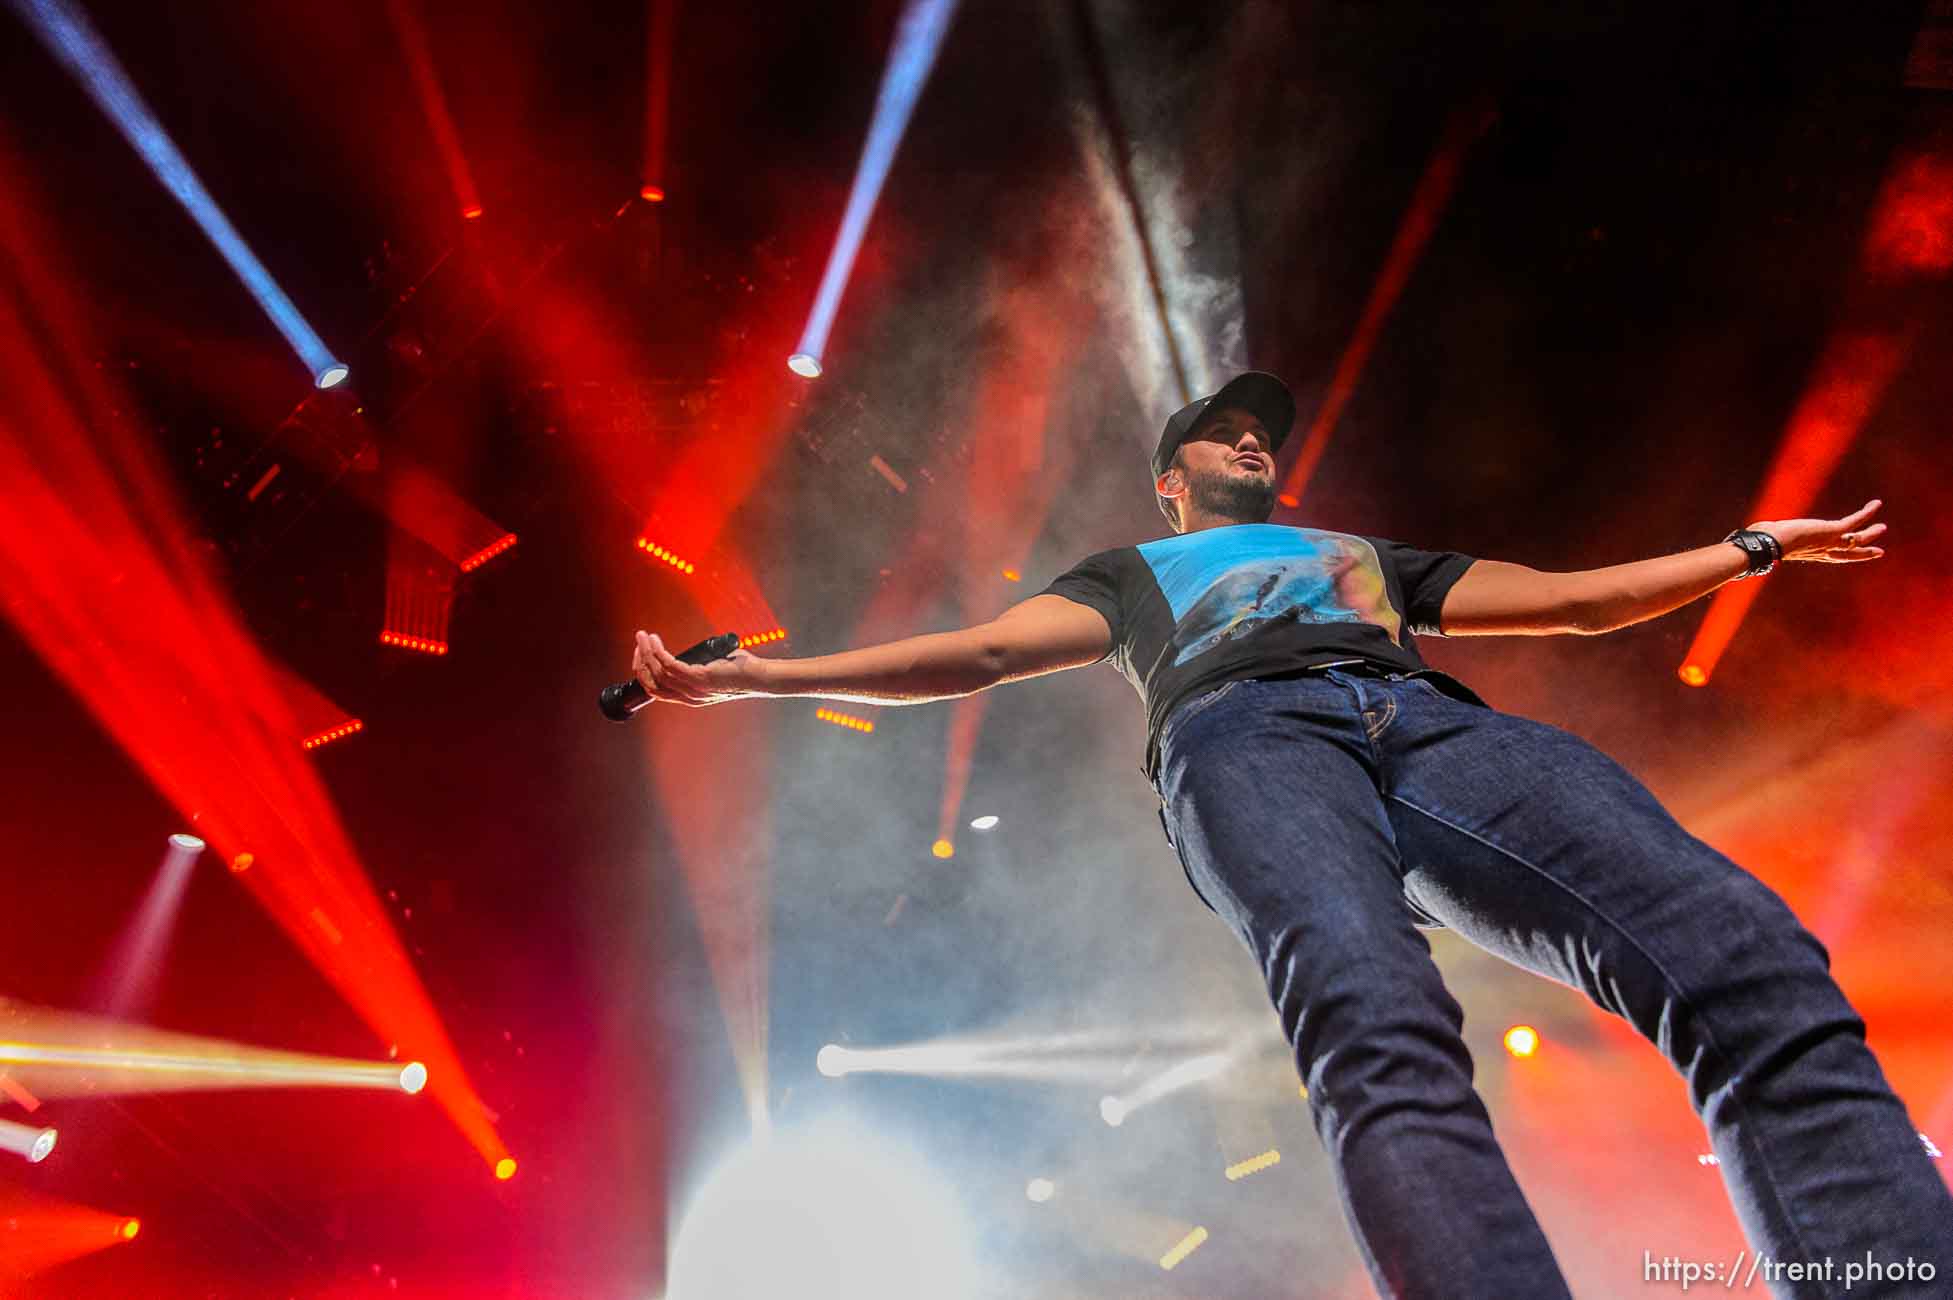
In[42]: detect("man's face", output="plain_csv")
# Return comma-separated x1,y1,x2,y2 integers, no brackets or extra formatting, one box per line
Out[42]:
1165,405,1277,528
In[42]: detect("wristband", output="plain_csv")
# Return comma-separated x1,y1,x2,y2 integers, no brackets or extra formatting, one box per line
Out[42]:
1724,529,1780,578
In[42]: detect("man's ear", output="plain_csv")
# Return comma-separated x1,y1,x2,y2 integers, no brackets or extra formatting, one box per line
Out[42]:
1156,469,1184,499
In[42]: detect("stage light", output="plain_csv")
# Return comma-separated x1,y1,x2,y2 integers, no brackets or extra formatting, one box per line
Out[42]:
1677,664,1708,687
640,184,666,203
228,852,254,873
968,815,999,831
495,1157,517,1180
1100,1095,1126,1127
1276,99,1494,512
316,364,351,389
386,0,484,234
0,1117,58,1163
668,1126,976,1300
458,533,518,573
635,537,696,574
379,631,449,655
301,719,364,750
1001,569,1021,582
931,839,954,859
737,628,787,647
12,0,351,388
1026,1177,1055,1203
118,1218,140,1241
97,832,208,1017
399,1061,428,1094
1159,1225,1207,1271
788,0,960,381
815,708,875,734
1504,1025,1540,1058
1225,1148,1281,1181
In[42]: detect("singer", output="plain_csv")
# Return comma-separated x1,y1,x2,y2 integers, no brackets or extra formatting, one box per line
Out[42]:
626,372,1952,1299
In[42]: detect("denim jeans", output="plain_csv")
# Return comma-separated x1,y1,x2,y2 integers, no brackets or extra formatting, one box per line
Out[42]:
1152,667,1953,1299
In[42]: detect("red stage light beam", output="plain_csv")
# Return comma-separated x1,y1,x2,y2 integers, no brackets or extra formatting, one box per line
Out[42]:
642,0,677,203
1677,330,1909,686
1679,146,1952,685
385,0,484,222
1276,98,1497,512
0,1186,136,1285
0,143,507,1174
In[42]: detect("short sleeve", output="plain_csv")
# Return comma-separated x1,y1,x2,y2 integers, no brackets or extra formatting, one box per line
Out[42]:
1035,548,1126,656
1370,538,1477,637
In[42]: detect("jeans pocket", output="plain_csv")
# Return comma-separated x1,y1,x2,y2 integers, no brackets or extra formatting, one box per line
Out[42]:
1160,679,1243,750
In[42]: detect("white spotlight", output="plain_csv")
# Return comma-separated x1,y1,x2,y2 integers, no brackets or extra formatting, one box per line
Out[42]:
0,1117,58,1164
968,815,999,832
168,833,206,853
816,1044,849,1078
1025,1177,1055,1203
669,1126,977,1300
1099,1095,1126,1128
316,363,351,389
399,1061,428,1094
787,352,823,378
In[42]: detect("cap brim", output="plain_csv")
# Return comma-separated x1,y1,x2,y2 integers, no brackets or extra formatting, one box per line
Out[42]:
1202,371,1296,452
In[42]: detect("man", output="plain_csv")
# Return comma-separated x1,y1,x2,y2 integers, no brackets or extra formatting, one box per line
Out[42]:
630,372,1950,1298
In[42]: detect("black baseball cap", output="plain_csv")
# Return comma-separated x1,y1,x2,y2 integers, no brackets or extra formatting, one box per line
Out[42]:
1151,371,1296,482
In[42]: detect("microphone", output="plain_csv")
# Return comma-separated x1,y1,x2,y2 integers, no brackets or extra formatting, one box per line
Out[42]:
599,632,742,721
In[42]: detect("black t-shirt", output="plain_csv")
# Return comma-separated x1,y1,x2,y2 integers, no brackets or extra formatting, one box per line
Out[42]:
1037,523,1480,780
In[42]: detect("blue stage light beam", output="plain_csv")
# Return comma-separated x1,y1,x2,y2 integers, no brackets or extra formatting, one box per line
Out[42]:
788,0,960,378
10,0,350,389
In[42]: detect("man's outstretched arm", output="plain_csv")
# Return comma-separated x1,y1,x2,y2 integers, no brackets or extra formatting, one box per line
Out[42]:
1439,499,1887,637
630,593,1113,708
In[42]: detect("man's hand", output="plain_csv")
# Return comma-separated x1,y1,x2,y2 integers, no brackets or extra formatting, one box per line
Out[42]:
631,631,772,707
1751,498,1888,565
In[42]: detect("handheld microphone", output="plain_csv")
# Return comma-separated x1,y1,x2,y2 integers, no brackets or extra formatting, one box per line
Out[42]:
598,632,742,721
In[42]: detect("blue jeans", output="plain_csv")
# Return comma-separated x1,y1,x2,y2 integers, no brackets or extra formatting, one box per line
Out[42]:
1153,668,1953,1299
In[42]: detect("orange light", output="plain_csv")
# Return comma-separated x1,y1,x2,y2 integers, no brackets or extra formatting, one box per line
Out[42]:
1677,664,1708,688
228,852,254,874
1001,569,1021,582
1277,493,1300,509
459,533,518,573
635,537,696,575
814,708,875,734
461,205,484,221
1504,1025,1540,1058
301,718,364,751
495,1157,517,1181
1224,1148,1282,1181
931,839,954,859
118,1218,140,1241
736,628,787,647
640,184,666,203
379,631,449,656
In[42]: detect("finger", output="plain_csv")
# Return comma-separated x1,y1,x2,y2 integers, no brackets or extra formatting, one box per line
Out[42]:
650,641,710,701
641,633,701,702
1843,521,1887,543
1836,499,1882,528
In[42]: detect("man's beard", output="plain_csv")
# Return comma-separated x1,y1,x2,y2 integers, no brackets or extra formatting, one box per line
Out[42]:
1184,464,1277,525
